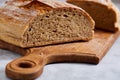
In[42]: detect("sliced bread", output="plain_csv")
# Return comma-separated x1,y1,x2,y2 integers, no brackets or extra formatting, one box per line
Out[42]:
0,0,94,48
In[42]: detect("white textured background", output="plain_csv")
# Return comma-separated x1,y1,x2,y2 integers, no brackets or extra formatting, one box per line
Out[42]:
0,0,120,80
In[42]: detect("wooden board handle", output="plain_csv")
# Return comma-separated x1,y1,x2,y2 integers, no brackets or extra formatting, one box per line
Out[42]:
6,53,45,80
6,51,99,80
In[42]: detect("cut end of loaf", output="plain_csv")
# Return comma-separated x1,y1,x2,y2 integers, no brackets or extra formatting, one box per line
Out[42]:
23,8,94,48
67,0,120,32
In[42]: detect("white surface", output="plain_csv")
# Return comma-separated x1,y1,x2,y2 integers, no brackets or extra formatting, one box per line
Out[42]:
0,0,120,80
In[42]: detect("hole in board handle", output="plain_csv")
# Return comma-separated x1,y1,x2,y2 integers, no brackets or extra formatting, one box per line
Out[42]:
17,60,36,69
18,62,33,68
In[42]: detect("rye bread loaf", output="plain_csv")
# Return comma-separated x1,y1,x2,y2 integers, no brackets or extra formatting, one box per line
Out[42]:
67,0,120,32
0,0,94,48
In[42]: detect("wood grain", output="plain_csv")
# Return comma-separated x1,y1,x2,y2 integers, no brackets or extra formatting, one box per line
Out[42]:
0,30,119,80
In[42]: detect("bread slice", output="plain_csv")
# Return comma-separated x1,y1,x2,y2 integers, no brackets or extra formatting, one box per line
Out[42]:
0,0,94,48
67,0,120,32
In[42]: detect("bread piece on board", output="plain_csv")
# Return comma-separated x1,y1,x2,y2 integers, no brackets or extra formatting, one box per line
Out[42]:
0,0,94,48
67,0,120,32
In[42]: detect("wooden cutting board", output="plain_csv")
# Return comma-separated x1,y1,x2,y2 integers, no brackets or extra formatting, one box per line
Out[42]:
0,29,120,80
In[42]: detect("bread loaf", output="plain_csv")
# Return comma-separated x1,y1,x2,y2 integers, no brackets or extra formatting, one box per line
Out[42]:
67,0,120,32
0,0,94,48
